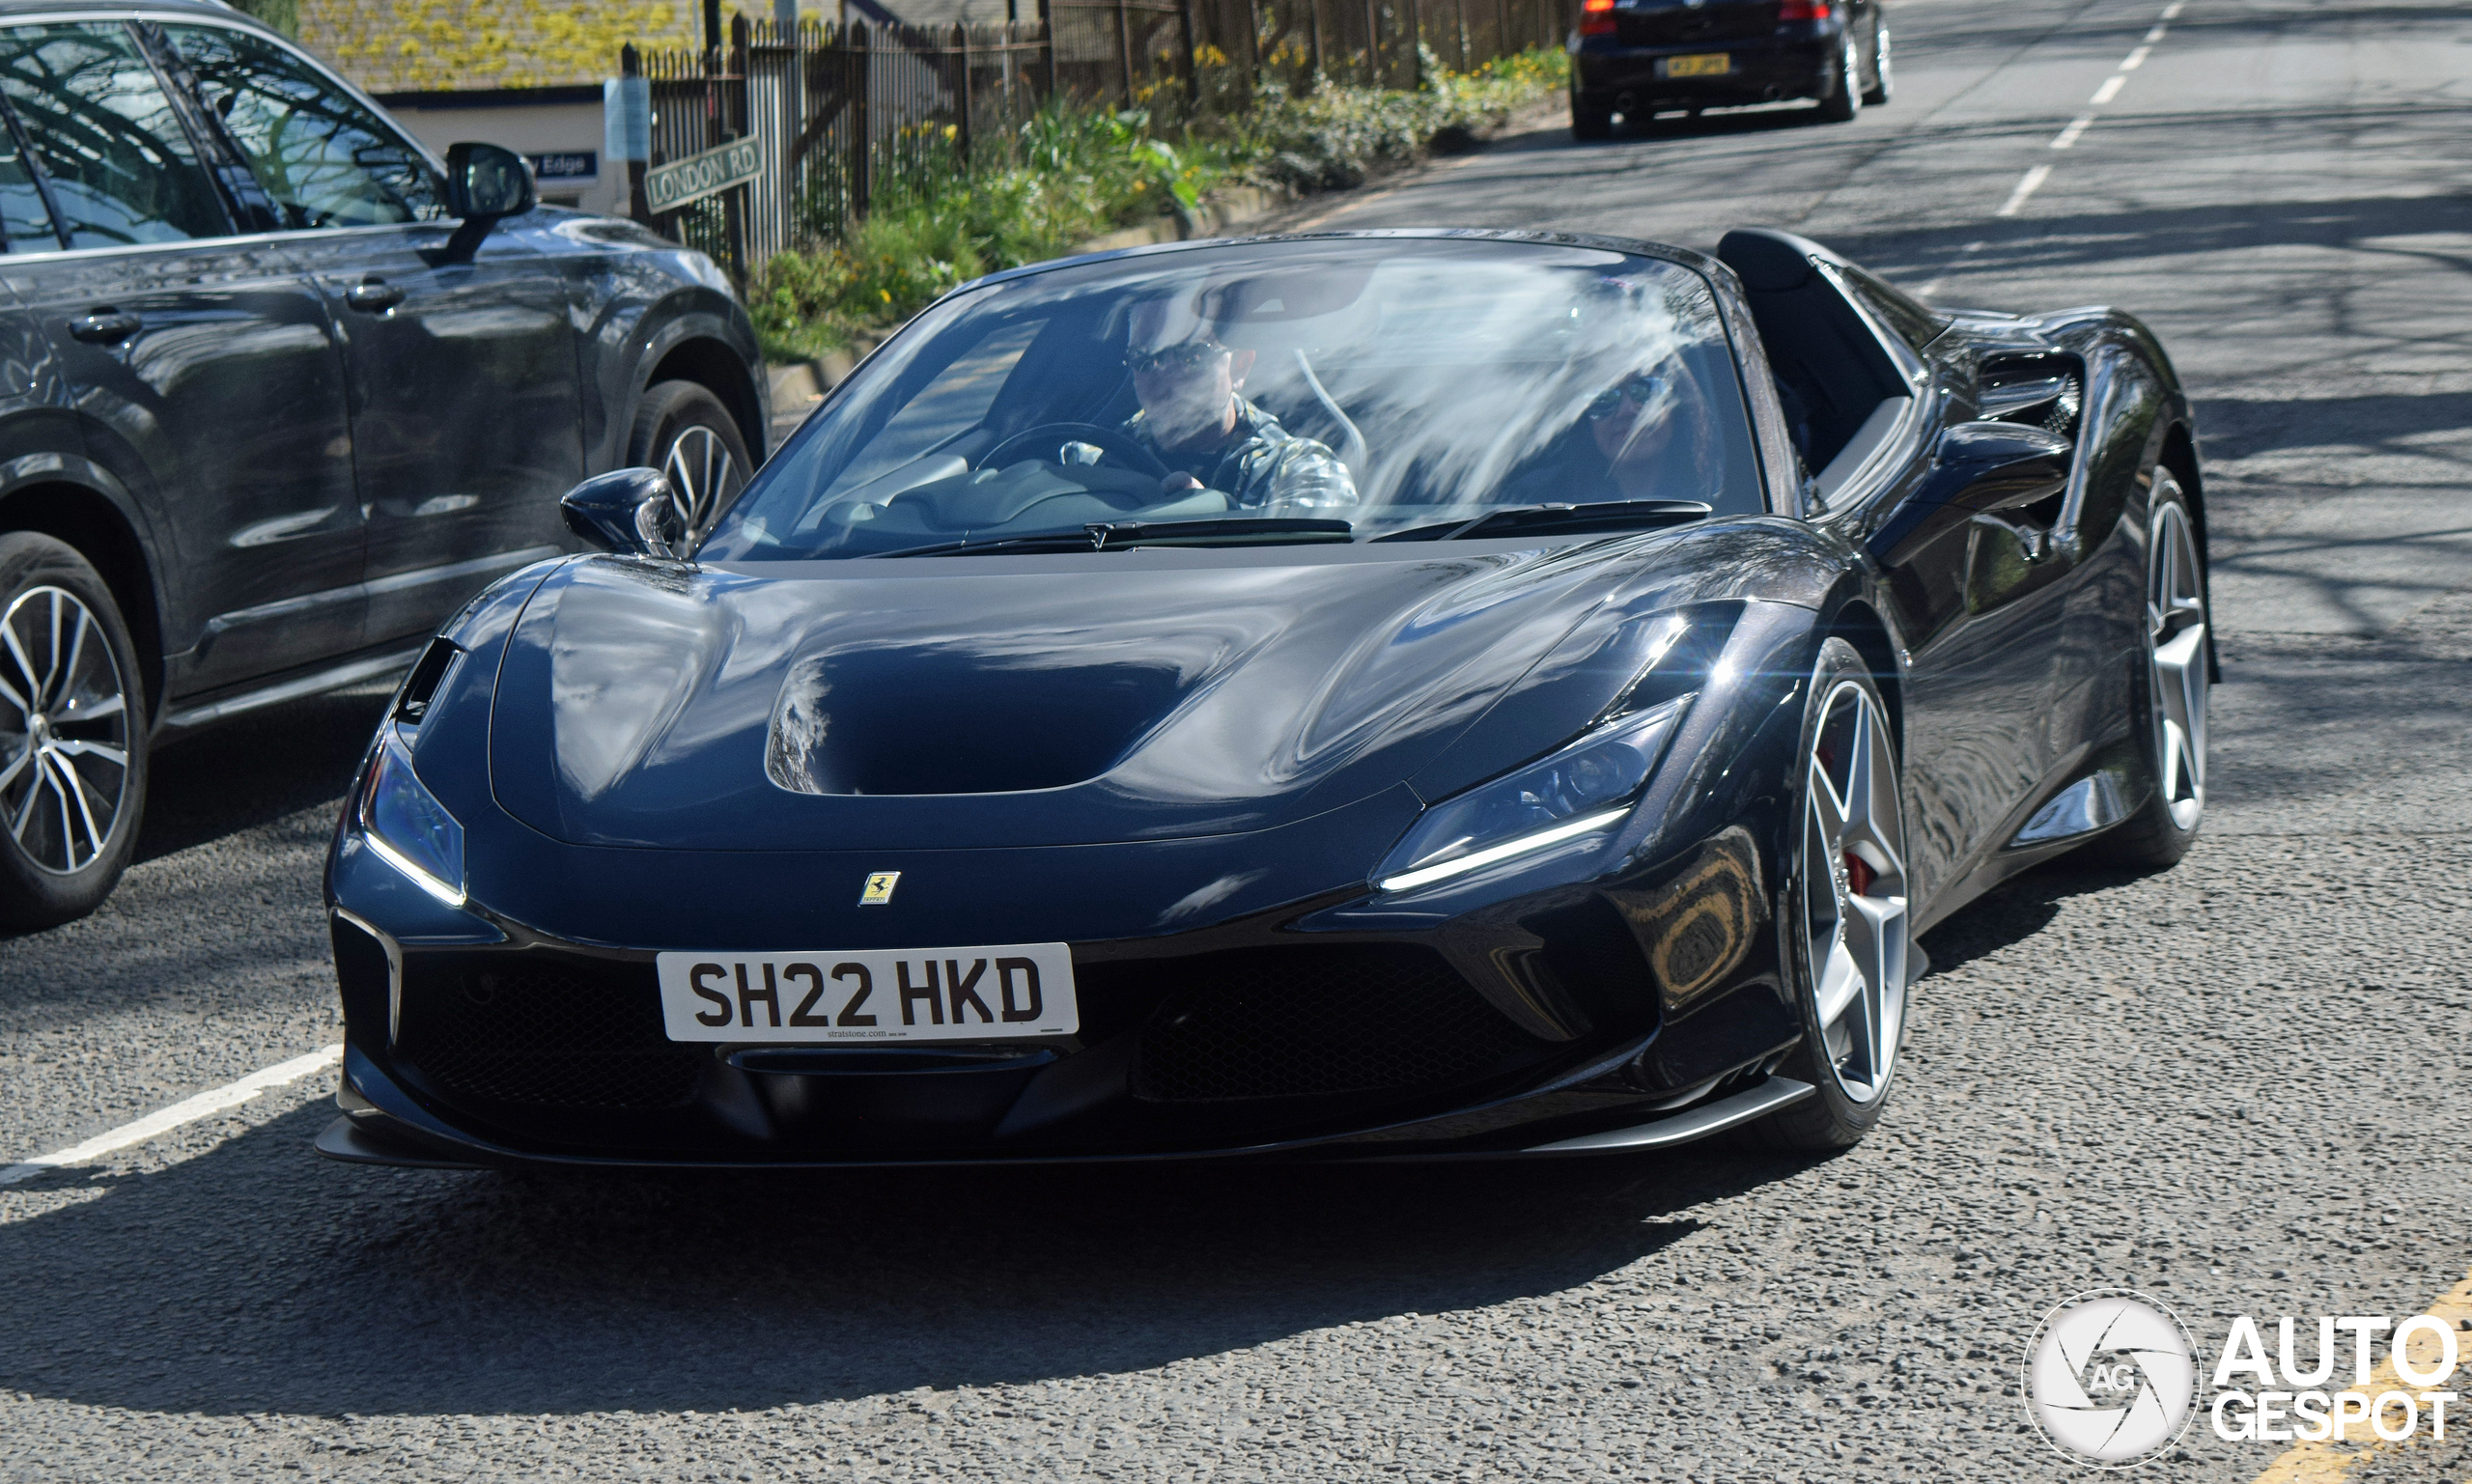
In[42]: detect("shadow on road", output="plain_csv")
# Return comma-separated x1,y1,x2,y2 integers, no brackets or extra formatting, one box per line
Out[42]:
1483,101,1827,158
136,686,391,865
1835,174,2472,291
1918,856,2159,978
0,1106,1818,1416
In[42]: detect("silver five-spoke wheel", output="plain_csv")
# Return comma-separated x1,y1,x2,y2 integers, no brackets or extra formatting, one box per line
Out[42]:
2093,473,2211,867
0,584,132,875
1803,676,1909,1105
2146,497,2207,831
662,423,744,544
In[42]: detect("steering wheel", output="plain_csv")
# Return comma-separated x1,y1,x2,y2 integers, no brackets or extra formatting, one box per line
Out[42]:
979,422,1169,481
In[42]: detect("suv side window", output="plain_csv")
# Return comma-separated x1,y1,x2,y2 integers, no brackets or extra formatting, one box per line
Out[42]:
163,24,444,230
0,117,57,249
0,23,229,248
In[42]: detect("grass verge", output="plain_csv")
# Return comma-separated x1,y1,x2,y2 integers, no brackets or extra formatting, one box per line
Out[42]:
750,47,1568,361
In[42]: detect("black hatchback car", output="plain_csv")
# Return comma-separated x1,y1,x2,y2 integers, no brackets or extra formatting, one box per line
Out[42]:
1570,0,1892,138
0,0,768,926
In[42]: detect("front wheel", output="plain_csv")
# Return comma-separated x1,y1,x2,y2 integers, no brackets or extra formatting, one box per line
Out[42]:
628,381,753,547
0,532,147,929
1752,636,1910,1150
2085,470,2209,867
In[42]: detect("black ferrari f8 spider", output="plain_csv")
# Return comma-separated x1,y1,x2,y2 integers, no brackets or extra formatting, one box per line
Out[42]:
320,228,2211,1169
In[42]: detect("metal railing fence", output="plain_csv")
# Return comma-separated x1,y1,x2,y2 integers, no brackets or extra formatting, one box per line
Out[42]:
621,0,1565,280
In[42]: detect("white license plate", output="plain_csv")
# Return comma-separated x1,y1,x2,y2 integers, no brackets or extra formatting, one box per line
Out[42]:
1659,52,1731,77
655,943,1078,1043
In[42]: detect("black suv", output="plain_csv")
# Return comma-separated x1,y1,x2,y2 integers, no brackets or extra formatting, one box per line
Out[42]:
0,0,768,926
1569,0,1891,138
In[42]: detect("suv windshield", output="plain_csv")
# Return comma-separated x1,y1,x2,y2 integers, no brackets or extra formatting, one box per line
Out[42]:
701,238,1762,561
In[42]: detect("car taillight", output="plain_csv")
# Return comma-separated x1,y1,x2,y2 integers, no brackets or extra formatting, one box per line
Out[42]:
1779,0,1834,18
1581,0,1616,37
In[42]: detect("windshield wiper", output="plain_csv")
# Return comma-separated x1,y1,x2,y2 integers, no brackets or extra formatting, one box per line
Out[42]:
870,518,1357,558
1373,500,1714,543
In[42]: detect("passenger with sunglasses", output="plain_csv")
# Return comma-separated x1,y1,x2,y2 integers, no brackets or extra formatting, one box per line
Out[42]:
1119,299,1358,513
1508,364,1708,506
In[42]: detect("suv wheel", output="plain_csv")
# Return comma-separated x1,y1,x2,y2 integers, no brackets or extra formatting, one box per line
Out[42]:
628,381,753,546
1815,40,1863,123
1862,20,1894,105
0,532,147,929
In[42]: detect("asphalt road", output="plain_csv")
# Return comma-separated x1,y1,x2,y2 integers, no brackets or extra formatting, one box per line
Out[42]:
5,0,2471,1478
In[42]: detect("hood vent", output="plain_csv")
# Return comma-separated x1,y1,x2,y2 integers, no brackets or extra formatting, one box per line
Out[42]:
767,647,1197,796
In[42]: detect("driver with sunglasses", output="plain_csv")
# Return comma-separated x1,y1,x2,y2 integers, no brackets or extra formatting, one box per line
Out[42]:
1119,298,1358,513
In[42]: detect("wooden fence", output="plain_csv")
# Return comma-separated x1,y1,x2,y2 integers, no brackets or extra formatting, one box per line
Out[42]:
622,0,1565,280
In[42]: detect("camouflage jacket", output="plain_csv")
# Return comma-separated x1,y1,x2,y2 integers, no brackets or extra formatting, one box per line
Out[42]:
1121,400,1359,513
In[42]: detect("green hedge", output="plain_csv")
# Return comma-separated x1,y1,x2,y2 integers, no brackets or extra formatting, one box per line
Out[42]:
750,48,1568,362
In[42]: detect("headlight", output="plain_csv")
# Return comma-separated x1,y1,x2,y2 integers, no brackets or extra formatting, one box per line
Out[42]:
1375,697,1686,892
357,732,466,907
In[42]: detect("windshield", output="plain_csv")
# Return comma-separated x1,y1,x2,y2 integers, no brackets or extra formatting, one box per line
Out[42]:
701,238,1763,561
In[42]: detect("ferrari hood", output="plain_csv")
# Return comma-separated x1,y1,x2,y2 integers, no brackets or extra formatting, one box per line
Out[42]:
485,543,1645,851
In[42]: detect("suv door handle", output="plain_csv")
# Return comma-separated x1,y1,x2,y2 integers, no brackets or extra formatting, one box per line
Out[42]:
70,310,141,344
345,280,406,312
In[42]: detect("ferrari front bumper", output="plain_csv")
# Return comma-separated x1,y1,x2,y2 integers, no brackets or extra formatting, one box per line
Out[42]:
322,816,1806,1169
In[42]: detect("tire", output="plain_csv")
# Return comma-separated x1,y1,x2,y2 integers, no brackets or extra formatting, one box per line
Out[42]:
0,532,148,930
1861,20,1893,105
2084,469,2210,868
1750,636,1910,1150
626,380,752,546
1571,96,1614,141
1815,40,1862,123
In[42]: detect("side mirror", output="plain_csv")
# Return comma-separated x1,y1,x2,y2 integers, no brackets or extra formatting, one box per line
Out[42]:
1868,421,2072,563
562,467,684,558
436,143,537,263
446,142,537,218
1935,419,2073,508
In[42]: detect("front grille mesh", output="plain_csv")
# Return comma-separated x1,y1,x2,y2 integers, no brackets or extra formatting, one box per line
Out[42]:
1131,946,1540,1103
404,963,704,1110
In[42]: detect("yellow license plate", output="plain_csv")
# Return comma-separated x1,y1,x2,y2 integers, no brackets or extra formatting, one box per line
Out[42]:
1662,52,1730,78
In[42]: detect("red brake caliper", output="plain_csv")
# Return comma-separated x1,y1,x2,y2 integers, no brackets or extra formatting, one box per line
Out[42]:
1842,852,1874,897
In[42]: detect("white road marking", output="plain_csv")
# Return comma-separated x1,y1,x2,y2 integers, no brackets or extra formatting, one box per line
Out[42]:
1999,4,2175,221
0,1044,341,1187
1921,238,1991,298
1997,163,2053,217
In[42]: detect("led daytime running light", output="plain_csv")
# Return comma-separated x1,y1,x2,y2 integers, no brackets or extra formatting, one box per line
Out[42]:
1377,805,1632,892
360,828,466,908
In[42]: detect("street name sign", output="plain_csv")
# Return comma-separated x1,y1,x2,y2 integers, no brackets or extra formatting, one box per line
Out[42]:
643,135,762,212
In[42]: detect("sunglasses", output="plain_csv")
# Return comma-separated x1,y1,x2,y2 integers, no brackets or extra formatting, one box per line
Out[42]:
1127,341,1228,375
1587,372,1674,419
